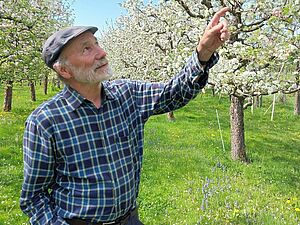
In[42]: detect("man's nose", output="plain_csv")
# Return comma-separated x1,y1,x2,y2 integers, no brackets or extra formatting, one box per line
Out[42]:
95,46,107,59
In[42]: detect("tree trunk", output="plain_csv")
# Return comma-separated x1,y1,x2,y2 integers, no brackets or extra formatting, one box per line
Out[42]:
295,90,300,116
254,95,262,108
44,74,48,95
167,111,175,121
211,88,215,96
230,95,248,162
259,95,263,107
52,77,55,87
57,79,61,89
279,93,287,104
30,81,36,102
3,80,13,112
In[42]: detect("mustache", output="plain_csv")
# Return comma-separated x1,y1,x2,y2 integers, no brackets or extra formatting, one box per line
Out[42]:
94,58,109,70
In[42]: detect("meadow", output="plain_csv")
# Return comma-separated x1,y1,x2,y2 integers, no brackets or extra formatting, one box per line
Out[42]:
0,84,299,224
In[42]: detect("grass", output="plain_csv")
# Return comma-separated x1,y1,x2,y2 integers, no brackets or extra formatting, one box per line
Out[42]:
0,84,299,224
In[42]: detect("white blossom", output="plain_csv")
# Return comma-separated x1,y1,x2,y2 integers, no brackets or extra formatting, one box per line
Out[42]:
99,0,299,96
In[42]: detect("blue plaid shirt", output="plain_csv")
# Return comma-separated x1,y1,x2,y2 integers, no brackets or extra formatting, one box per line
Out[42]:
20,51,218,225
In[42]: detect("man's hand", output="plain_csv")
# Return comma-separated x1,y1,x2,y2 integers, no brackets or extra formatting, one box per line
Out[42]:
196,7,230,62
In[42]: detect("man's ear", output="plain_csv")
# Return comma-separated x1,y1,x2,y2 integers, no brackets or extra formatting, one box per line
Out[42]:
53,62,72,80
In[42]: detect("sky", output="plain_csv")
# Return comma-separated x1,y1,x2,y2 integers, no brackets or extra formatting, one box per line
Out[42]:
70,0,127,35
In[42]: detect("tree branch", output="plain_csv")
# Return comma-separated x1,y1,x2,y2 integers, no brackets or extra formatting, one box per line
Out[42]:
242,23,265,33
121,59,138,69
155,42,167,54
243,15,270,28
0,14,33,29
201,0,213,9
234,86,300,98
174,0,205,18
243,101,253,109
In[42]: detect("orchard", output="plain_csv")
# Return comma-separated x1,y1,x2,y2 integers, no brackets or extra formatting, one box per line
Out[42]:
0,0,73,111
99,0,300,162
0,1,299,224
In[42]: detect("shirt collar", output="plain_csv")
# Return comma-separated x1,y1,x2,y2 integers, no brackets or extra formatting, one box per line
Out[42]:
102,81,118,100
62,85,85,111
62,82,117,111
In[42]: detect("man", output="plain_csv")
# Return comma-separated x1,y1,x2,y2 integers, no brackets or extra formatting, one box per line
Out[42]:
20,7,230,225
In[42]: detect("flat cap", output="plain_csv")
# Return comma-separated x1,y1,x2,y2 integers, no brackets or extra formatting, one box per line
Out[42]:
42,26,98,68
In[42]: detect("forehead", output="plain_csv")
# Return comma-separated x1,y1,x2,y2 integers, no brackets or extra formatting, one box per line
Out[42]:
61,31,96,55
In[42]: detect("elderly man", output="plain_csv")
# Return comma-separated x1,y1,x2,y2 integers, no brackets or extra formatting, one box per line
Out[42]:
20,7,229,225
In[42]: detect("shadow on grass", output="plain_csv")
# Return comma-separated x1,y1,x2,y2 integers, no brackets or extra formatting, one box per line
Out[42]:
246,134,300,193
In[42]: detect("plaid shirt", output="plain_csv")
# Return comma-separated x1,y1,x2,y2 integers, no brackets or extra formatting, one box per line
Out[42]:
20,51,218,225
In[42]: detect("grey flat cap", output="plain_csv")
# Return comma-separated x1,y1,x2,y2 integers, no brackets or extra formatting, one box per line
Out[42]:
42,26,98,68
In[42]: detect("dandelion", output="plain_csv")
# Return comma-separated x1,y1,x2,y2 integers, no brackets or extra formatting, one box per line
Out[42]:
286,199,291,204
295,208,300,212
233,209,240,213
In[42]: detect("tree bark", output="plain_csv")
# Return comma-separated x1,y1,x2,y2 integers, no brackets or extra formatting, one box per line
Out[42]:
44,74,48,95
279,93,287,104
30,81,36,102
52,77,55,87
212,88,215,96
230,95,248,162
3,80,13,112
254,95,262,108
167,111,175,121
57,79,61,89
52,77,61,89
295,90,300,116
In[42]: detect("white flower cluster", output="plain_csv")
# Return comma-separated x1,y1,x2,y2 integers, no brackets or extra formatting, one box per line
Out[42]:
100,0,299,96
0,0,72,82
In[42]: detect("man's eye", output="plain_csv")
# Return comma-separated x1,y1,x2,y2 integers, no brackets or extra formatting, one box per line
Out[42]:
83,46,91,53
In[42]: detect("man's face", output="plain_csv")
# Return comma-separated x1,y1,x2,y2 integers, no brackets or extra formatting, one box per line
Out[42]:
61,31,113,84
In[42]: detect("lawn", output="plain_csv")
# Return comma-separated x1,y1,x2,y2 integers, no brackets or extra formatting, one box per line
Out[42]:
0,84,299,224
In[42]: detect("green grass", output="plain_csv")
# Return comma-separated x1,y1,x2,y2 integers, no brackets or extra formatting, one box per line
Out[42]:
140,93,300,224
0,84,299,224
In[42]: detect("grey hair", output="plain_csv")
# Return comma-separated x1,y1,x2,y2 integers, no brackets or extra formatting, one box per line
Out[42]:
52,55,70,83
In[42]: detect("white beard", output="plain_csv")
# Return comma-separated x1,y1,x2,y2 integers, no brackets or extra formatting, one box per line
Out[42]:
69,58,113,84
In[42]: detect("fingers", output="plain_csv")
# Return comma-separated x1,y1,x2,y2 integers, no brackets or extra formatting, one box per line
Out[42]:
220,20,230,42
209,18,227,34
210,21,224,34
220,30,230,42
207,8,230,42
209,7,230,28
